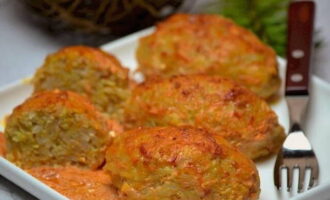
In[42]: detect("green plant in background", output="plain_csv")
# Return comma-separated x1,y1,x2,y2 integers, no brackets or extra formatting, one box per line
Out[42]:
207,0,289,57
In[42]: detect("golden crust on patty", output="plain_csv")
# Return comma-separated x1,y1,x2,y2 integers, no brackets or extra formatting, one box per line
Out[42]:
5,90,121,169
0,133,5,156
137,14,280,99
27,166,118,200
105,126,260,200
124,75,285,160
33,46,131,119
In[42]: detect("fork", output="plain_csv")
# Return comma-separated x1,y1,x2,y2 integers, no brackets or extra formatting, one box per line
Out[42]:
274,0,319,193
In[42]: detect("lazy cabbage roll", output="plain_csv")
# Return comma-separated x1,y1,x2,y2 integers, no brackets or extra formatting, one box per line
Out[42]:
5,90,122,169
33,46,132,120
137,14,281,99
124,75,285,160
27,166,118,200
105,126,260,200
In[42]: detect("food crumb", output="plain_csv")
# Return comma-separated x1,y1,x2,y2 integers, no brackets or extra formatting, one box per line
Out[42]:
21,77,32,85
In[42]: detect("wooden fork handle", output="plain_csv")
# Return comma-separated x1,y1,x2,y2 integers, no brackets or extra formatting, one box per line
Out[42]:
285,0,315,96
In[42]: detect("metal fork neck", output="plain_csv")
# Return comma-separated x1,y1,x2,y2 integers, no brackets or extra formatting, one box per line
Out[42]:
286,96,309,126
290,122,302,132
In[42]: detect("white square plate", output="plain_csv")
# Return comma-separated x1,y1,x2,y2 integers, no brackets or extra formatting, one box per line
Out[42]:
0,28,329,200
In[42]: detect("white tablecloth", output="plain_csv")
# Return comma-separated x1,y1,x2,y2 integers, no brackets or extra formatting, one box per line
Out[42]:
0,0,329,199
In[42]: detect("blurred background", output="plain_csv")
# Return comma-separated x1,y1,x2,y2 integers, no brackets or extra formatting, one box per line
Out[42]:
0,0,329,86
0,0,329,199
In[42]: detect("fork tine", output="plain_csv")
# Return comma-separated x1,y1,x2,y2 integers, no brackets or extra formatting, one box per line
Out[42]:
287,166,293,192
312,166,319,186
298,166,305,192
309,166,319,189
309,169,315,189
274,166,281,189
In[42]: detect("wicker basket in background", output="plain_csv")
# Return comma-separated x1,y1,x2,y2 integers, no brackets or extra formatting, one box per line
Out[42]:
21,0,192,45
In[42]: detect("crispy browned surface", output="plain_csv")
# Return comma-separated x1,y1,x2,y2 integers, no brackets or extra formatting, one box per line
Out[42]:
105,126,260,200
33,46,131,120
125,75,285,160
137,14,280,99
13,90,106,119
27,166,118,200
0,133,5,156
5,90,121,169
